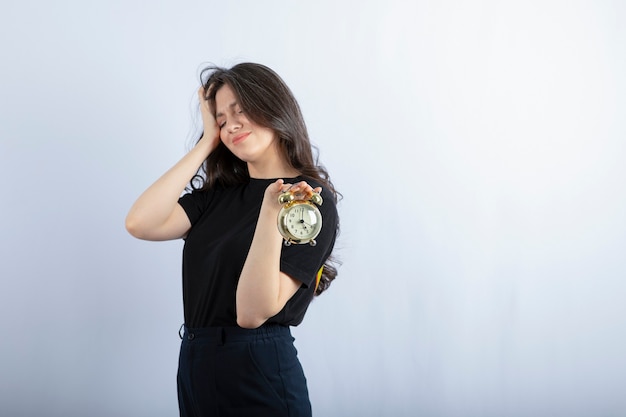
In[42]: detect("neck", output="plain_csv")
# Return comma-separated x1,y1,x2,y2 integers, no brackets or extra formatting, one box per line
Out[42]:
247,143,300,179
248,161,300,179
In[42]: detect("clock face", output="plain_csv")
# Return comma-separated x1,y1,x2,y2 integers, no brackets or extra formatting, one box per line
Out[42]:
283,202,322,241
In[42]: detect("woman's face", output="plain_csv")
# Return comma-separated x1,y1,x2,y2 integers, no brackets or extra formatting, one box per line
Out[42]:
214,84,280,169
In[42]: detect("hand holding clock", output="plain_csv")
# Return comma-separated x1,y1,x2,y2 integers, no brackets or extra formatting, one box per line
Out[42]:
262,179,321,209
263,179,324,246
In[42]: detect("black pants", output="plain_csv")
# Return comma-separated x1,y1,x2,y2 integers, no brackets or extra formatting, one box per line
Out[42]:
177,324,312,417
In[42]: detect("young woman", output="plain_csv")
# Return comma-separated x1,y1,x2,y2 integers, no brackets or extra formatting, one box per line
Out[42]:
125,63,339,417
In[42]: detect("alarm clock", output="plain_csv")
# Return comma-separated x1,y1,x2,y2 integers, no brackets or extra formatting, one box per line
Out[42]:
277,190,323,246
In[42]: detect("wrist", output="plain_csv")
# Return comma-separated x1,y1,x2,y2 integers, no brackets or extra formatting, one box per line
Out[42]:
197,135,218,153
260,197,281,217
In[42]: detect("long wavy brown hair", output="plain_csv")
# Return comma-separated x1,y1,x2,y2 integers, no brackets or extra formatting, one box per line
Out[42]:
193,62,340,295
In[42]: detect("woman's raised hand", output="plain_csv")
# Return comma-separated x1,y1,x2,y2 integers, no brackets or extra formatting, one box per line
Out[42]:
264,179,322,209
198,86,221,152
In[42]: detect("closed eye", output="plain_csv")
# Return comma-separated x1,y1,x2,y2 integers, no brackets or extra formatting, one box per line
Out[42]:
216,102,244,130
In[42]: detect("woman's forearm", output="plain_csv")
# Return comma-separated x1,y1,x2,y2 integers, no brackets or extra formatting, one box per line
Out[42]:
236,202,288,328
125,138,214,239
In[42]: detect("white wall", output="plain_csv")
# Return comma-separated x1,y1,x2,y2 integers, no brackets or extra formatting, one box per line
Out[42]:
1,1,625,416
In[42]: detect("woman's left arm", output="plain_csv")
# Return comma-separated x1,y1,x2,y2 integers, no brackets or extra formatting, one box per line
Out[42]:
236,179,320,328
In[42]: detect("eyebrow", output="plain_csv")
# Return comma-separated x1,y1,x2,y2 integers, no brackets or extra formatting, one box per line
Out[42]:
215,102,238,119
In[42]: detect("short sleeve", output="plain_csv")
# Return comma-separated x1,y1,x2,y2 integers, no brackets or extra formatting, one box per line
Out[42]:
178,188,214,225
280,188,338,288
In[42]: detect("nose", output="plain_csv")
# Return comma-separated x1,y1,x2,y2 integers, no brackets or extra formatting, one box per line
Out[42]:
225,117,242,133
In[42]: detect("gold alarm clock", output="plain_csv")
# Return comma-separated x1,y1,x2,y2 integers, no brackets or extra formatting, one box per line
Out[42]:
277,190,323,246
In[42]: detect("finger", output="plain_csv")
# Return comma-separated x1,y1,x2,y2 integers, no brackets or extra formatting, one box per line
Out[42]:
281,182,292,191
274,179,285,192
289,184,307,198
292,184,318,200
290,181,309,192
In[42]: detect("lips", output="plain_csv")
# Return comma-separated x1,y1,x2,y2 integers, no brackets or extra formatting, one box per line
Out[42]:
232,132,250,145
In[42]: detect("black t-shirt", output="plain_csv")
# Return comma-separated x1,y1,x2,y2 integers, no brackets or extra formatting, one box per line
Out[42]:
178,176,338,328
